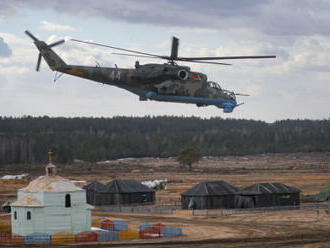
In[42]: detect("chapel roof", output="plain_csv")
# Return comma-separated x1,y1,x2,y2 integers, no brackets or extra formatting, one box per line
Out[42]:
20,175,83,193
11,196,43,207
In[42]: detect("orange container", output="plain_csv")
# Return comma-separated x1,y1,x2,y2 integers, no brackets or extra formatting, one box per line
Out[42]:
75,231,97,242
92,216,105,227
119,228,139,240
51,232,75,244
0,223,11,232
0,214,11,223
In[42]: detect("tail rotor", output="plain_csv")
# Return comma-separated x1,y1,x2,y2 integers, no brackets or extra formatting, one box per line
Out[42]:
24,30,39,42
48,39,65,48
25,30,65,71
36,53,42,71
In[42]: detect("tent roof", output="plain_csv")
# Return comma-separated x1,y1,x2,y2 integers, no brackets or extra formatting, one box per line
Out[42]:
237,190,262,196
182,181,239,196
244,183,301,194
83,181,105,191
103,179,154,193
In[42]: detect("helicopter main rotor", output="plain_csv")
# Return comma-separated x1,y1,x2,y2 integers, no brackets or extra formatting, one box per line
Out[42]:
70,37,276,66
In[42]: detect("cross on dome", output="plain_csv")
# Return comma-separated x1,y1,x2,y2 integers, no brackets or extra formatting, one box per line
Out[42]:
46,151,56,176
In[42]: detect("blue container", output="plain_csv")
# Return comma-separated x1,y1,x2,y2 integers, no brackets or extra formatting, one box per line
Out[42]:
139,222,152,231
24,232,50,244
113,221,128,231
161,226,183,237
97,230,119,242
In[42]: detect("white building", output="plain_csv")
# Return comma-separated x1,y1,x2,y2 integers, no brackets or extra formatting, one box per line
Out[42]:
11,161,92,236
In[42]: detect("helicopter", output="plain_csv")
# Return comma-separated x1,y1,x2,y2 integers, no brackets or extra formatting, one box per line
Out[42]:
25,30,275,113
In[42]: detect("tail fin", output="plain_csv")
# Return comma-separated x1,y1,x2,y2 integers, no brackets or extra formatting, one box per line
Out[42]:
25,30,66,71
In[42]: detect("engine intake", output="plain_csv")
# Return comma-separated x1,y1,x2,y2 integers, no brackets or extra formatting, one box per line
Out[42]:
177,70,188,80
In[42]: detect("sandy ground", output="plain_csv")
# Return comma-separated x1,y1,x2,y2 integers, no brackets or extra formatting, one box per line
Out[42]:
1,152,330,247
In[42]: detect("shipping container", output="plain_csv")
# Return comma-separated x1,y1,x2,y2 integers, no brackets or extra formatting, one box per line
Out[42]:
113,220,128,231
119,228,139,240
24,232,50,244
0,232,24,244
92,216,105,227
75,230,98,242
101,219,114,230
51,231,75,244
97,230,119,242
161,226,183,237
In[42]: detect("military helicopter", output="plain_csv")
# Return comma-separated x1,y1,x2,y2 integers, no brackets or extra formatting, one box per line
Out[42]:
25,30,275,113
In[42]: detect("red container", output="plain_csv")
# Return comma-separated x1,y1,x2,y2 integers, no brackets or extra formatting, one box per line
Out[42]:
0,232,24,244
139,224,164,239
153,223,165,235
75,231,97,242
101,219,114,230
139,230,160,239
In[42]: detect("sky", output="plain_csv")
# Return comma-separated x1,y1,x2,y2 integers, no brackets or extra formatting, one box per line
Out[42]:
0,0,330,122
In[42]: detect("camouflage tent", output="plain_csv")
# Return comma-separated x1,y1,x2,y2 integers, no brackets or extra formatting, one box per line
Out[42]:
242,183,301,208
83,179,155,206
181,181,239,209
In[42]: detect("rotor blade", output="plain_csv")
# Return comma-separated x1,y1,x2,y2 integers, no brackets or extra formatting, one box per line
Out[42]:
178,55,276,61
111,54,231,65
235,93,250,96
178,60,231,66
36,53,42,71
170,36,179,60
49,39,65,48
71,38,165,58
25,30,39,42
112,52,163,59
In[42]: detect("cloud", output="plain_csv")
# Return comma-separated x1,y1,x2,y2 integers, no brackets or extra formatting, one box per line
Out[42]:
3,0,330,38
40,20,76,31
0,37,12,57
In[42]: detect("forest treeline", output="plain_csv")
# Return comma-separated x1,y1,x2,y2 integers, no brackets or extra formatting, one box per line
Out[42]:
0,116,330,164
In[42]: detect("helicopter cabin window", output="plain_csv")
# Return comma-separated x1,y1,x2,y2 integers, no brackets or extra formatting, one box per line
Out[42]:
65,194,71,208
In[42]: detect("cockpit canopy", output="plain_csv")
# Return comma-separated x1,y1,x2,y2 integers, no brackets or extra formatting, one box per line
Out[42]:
208,81,222,90
207,81,236,101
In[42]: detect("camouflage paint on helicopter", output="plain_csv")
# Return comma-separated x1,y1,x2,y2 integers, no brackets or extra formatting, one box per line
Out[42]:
25,31,275,113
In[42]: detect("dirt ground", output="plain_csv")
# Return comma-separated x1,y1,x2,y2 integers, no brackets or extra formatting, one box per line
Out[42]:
1,152,330,247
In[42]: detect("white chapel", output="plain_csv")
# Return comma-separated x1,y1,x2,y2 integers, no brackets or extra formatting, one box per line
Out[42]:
11,153,92,236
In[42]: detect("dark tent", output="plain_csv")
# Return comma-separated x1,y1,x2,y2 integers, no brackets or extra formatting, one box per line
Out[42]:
242,183,301,208
181,181,239,209
83,181,106,206
234,190,261,209
84,179,155,206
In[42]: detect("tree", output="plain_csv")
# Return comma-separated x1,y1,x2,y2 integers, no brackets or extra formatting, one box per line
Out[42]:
177,146,202,170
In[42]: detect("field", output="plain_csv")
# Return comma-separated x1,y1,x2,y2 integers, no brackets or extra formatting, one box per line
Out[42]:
1,152,330,247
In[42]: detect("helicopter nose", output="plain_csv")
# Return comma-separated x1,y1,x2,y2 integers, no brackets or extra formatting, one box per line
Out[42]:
223,107,233,113
221,101,236,113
